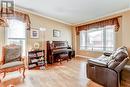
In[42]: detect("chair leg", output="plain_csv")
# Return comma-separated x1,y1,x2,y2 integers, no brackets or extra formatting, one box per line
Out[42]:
23,67,25,79
3,72,6,79
0,74,1,83
0,72,6,83
67,57,69,62
19,68,21,73
60,58,62,64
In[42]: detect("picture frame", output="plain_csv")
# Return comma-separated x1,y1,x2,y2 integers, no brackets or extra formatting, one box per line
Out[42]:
53,29,61,37
30,29,39,38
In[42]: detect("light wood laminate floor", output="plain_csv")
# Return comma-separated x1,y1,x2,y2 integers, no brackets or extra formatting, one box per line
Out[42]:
1,57,130,87
0,57,104,87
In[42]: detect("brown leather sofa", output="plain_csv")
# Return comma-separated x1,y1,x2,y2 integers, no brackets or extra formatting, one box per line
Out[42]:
87,46,129,87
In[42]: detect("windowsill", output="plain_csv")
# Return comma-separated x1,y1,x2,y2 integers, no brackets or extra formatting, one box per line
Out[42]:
80,49,102,52
79,49,113,53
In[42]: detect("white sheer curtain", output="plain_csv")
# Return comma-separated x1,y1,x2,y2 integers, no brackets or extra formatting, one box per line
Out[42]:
6,19,26,56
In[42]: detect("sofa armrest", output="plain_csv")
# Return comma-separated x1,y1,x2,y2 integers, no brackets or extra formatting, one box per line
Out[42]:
115,58,129,72
103,52,112,57
88,58,108,67
87,63,118,87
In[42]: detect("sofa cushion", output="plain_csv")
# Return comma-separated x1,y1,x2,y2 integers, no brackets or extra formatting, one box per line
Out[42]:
108,60,120,69
88,46,128,69
88,55,109,67
0,61,23,69
108,50,128,69
114,51,128,62
112,46,128,59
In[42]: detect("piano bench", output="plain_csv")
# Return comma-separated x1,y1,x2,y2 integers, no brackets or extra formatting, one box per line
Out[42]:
59,54,69,64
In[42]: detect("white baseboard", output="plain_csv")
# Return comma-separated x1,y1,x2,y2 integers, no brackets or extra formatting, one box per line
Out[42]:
75,55,92,59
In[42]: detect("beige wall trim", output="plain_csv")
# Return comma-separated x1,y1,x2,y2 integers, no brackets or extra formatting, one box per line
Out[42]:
76,55,92,59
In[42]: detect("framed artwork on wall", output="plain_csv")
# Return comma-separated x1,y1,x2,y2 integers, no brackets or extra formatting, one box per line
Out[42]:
30,29,39,38
53,29,61,37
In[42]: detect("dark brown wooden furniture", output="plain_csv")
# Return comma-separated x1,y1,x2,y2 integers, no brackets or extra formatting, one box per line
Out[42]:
59,54,69,64
28,50,45,69
47,41,72,64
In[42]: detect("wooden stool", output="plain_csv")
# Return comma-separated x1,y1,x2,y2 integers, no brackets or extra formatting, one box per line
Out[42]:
59,54,69,64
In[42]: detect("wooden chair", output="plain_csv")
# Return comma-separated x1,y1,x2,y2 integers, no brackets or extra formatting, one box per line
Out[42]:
0,44,25,82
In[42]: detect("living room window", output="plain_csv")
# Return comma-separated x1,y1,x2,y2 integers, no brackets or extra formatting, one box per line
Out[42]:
80,25,115,52
5,19,26,56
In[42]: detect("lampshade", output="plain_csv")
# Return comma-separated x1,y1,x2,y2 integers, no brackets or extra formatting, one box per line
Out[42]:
40,27,46,31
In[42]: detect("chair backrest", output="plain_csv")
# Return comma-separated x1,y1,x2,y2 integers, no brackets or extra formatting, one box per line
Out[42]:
2,44,22,64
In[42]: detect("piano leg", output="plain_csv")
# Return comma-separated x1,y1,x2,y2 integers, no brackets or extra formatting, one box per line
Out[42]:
69,51,72,59
51,55,54,64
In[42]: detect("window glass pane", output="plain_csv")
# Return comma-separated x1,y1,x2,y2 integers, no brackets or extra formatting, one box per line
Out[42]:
7,20,26,39
87,29,103,51
80,30,87,50
105,26,115,51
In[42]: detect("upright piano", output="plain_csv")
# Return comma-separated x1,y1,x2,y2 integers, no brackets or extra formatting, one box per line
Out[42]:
46,41,72,64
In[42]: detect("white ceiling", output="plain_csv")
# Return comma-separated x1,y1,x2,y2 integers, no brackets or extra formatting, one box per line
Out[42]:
15,0,130,25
